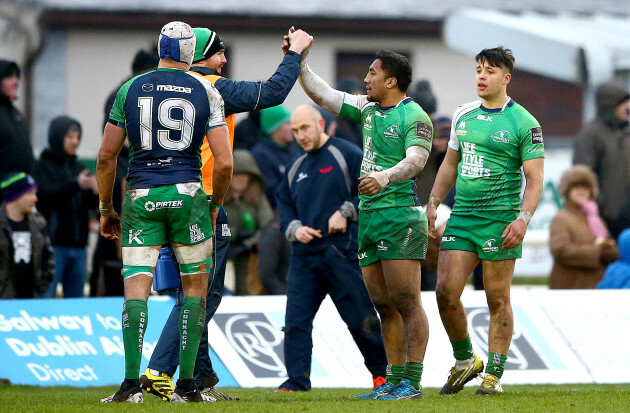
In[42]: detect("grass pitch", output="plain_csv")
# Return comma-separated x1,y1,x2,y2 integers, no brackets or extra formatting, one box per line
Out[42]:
1,383,629,412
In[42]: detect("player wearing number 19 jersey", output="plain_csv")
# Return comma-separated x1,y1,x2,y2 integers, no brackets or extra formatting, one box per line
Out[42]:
97,21,232,403
426,46,544,396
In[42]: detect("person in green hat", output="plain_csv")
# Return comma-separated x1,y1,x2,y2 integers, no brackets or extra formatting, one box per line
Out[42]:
140,26,313,402
252,105,303,209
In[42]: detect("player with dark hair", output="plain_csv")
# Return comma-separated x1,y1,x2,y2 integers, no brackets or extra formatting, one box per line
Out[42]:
426,46,544,395
294,42,433,400
97,21,232,403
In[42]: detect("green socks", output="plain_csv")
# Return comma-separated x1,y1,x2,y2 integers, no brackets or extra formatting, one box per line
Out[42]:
451,337,474,361
122,299,148,380
402,362,423,390
486,352,507,378
179,297,207,380
387,364,405,385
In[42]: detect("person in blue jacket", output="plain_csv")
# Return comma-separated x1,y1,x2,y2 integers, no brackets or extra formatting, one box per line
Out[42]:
140,27,314,402
276,104,387,392
598,228,630,289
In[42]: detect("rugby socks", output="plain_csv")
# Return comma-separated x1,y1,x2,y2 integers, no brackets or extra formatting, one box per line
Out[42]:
402,362,423,390
451,336,475,368
386,364,405,385
485,352,507,378
122,299,148,380
179,296,207,380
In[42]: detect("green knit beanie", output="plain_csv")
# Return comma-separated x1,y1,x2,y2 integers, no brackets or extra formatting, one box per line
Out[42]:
260,105,291,134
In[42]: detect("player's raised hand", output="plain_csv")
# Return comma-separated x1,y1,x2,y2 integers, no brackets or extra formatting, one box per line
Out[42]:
501,219,527,249
282,26,295,54
287,28,314,58
295,225,322,244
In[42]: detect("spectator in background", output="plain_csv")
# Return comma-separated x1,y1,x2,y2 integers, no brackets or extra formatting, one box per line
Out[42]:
573,82,630,239
32,116,98,298
597,228,630,289
549,165,619,289
223,150,274,295
0,60,34,197
276,104,386,392
252,105,302,209
91,48,159,297
0,172,53,298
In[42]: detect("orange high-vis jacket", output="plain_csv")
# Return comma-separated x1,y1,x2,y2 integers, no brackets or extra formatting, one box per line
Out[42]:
192,73,235,196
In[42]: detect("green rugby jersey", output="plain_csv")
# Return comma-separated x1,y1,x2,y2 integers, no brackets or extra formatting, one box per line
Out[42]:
448,98,544,213
339,95,433,210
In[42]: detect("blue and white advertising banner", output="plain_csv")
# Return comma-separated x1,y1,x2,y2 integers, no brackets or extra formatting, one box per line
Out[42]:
1,289,628,388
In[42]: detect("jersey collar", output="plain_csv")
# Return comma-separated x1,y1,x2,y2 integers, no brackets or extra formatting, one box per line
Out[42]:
378,96,413,111
189,66,222,77
480,97,514,113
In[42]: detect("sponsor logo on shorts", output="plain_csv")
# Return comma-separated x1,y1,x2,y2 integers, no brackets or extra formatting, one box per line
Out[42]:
129,229,144,245
482,238,499,253
157,84,192,94
358,252,368,260
530,127,543,145
442,236,455,242
491,130,511,144
377,240,388,251
190,224,205,243
415,121,432,141
384,124,399,139
144,200,183,211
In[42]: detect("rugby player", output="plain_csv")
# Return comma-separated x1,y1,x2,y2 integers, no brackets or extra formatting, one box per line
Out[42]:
426,46,544,395
97,21,232,403
295,42,433,400
139,26,313,402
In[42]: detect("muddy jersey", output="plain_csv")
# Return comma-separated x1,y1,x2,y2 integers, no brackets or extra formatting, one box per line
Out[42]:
448,98,544,213
339,95,432,210
109,68,226,190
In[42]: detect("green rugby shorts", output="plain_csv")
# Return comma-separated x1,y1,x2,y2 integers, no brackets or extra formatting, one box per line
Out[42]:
121,182,213,247
440,211,521,260
358,206,428,267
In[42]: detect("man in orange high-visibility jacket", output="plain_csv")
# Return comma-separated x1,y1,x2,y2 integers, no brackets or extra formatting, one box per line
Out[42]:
141,26,314,402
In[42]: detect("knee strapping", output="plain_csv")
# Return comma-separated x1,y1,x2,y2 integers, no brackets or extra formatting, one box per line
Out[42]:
172,238,213,276
122,246,160,279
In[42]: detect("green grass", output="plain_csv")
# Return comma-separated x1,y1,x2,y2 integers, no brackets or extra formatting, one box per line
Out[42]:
1,383,629,412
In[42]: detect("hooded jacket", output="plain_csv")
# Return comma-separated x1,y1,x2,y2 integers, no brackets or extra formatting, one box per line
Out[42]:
573,82,630,234
0,60,34,185
598,229,630,289
0,203,54,298
31,116,97,247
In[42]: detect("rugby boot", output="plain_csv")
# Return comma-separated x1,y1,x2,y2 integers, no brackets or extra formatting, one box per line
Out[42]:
100,379,143,403
139,368,174,401
377,379,423,400
355,381,396,399
439,354,484,395
171,378,203,403
475,374,503,395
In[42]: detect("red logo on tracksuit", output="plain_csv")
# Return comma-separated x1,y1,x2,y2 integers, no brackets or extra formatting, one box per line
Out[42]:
319,166,333,174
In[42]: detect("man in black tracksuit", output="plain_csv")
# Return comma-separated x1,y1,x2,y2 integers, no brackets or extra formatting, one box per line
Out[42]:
276,104,387,392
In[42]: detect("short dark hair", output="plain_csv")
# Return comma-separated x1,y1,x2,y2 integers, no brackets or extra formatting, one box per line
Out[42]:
375,50,412,92
475,46,515,74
